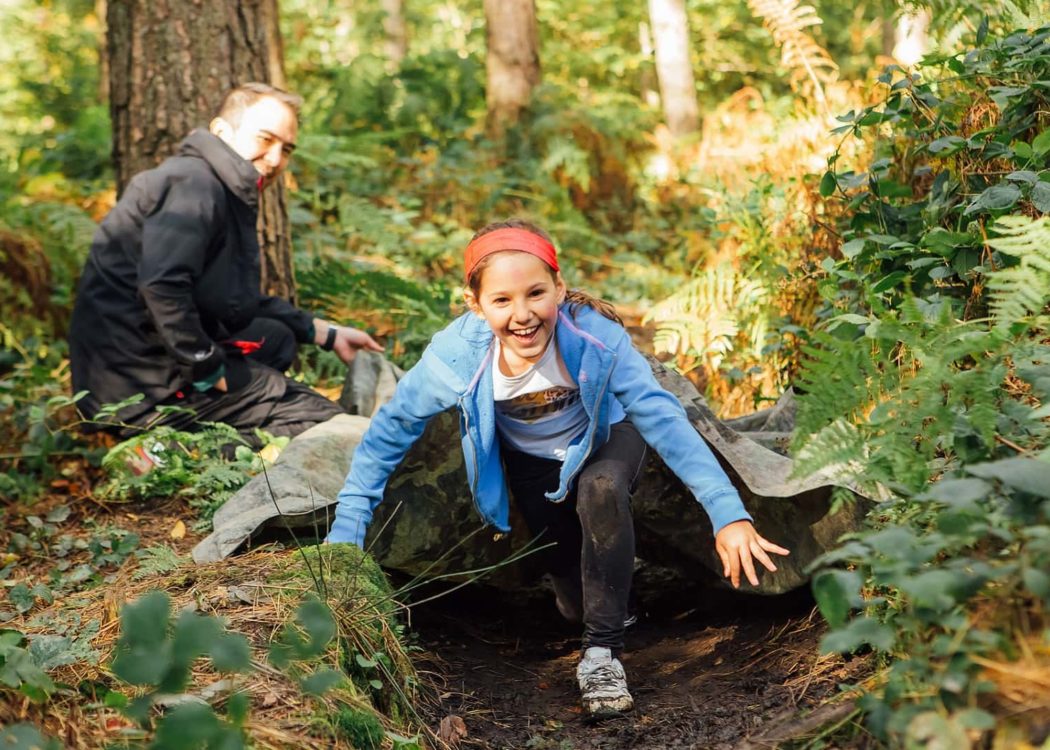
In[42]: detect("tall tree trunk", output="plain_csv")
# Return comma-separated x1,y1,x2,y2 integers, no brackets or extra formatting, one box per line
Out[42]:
648,0,699,137
106,0,298,302
637,20,660,109
381,0,407,68
483,0,540,136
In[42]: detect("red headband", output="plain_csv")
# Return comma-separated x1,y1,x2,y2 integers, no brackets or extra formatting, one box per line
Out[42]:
463,228,559,282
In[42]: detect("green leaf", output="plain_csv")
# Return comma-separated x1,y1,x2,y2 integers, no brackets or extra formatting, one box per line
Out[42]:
968,457,1050,497
820,616,895,654
840,238,865,259
296,597,336,656
927,136,966,155
355,653,378,669
812,570,861,628
1014,141,1034,160
301,667,345,696
0,723,62,750
819,170,837,197
899,570,966,610
954,708,995,731
1033,127,1050,157
209,632,252,674
1031,181,1050,213
872,271,907,293
964,183,1021,215
26,635,77,671
8,584,36,614
907,711,970,750
1023,567,1050,600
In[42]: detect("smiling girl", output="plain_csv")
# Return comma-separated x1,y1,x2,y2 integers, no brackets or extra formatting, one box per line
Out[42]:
327,219,789,717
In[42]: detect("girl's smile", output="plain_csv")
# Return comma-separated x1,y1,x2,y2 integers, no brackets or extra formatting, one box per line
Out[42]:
465,251,567,376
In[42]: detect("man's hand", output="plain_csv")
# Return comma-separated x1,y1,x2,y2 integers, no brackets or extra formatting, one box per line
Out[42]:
714,520,790,588
313,319,384,365
214,377,228,392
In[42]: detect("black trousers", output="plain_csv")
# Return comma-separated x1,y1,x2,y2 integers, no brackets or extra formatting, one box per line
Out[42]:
125,318,343,448
502,421,647,652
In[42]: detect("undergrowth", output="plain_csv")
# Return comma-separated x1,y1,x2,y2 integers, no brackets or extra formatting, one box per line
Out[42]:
798,24,1050,748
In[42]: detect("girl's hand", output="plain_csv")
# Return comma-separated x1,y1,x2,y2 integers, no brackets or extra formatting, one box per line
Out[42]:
714,520,790,588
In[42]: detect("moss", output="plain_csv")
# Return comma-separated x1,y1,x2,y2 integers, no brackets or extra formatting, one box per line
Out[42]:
332,707,385,750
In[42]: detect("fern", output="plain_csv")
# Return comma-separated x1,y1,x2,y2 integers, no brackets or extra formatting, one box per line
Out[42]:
642,265,767,371
747,0,838,106
985,215,1050,330
132,545,186,581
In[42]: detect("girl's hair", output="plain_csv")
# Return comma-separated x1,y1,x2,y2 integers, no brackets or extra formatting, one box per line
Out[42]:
466,218,623,325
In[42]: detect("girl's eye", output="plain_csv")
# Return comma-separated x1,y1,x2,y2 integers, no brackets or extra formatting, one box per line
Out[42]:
530,289,545,297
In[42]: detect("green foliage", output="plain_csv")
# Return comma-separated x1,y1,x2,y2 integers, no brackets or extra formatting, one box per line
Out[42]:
800,22,1050,746
0,629,56,702
98,424,288,529
0,723,62,750
108,591,252,747
333,707,385,749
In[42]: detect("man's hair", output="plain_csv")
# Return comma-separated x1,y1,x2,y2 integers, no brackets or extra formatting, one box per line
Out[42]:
215,82,303,128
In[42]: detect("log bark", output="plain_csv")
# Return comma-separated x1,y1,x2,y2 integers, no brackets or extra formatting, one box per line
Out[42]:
483,0,541,136
106,0,296,302
648,0,700,137
194,354,872,595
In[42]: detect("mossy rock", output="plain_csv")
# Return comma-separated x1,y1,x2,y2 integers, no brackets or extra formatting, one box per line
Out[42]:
269,545,415,720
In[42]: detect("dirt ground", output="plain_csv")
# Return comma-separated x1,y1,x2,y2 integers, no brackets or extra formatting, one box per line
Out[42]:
408,576,866,750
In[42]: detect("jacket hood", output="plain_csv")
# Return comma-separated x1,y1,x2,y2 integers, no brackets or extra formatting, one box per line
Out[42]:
178,129,260,208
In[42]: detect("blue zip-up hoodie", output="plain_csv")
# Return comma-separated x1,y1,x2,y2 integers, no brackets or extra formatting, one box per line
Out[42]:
327,303,753,547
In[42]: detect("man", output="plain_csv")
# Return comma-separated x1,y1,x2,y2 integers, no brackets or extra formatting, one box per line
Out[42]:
70,82,381,445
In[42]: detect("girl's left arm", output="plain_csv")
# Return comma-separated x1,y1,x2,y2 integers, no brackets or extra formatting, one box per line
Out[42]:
609,335,750,532
609,335,788,587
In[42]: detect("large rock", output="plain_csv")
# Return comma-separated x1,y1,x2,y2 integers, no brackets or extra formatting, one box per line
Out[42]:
193,358,870,594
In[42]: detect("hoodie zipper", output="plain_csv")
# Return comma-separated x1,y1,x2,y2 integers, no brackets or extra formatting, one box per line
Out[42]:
460,397,487,523
561,350,617,493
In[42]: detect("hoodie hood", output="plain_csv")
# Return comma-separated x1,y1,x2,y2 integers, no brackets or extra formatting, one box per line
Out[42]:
178,129,260,209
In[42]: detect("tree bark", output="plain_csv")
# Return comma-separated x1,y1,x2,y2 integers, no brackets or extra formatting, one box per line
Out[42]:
648,0,700,137
483,0,540,136
381,0,407,68
107,0,297,302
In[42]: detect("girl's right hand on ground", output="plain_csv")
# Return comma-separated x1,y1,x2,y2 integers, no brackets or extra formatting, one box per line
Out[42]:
714,520,790,588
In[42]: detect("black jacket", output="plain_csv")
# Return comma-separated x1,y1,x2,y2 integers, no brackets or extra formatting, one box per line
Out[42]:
69,129,313,421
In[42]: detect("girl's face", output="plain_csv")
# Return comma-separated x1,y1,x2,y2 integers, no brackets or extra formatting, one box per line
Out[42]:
465,251,566,376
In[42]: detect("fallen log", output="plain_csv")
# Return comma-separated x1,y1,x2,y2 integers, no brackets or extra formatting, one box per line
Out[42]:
193,354,871,594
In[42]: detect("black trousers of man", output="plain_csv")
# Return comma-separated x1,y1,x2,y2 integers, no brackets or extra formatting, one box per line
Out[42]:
123,318,343,448
502,421,647,654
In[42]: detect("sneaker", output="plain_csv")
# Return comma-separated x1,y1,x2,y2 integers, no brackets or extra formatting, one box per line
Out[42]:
576,646,634,717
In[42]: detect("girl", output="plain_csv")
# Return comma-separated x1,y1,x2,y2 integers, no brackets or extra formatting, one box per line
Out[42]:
327,219,789,718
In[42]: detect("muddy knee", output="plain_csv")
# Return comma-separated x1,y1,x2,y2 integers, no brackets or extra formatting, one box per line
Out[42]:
576,470,631,530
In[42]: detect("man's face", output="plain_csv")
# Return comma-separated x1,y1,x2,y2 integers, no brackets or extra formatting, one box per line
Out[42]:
211,96,298,188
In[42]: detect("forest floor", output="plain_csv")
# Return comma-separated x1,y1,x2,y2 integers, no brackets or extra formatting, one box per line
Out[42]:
407,575,870,750
2,485,872,750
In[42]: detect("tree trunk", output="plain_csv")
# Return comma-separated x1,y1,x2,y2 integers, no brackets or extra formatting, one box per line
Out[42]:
483,0,540,136
637,21,661,109
381,0,407,68
648,0,699,137
107,0,297,302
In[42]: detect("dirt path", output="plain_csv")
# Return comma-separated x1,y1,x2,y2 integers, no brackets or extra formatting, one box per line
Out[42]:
409,581,859,750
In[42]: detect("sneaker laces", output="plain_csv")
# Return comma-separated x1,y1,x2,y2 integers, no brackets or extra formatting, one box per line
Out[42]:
578,650,629,698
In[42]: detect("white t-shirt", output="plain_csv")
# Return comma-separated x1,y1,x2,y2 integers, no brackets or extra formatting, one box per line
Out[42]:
492,338,589,461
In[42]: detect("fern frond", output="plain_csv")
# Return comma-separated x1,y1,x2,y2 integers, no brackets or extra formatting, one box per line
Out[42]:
793,418,867,481
985,215,1050,328
747,0,839,105
644,265,766,369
